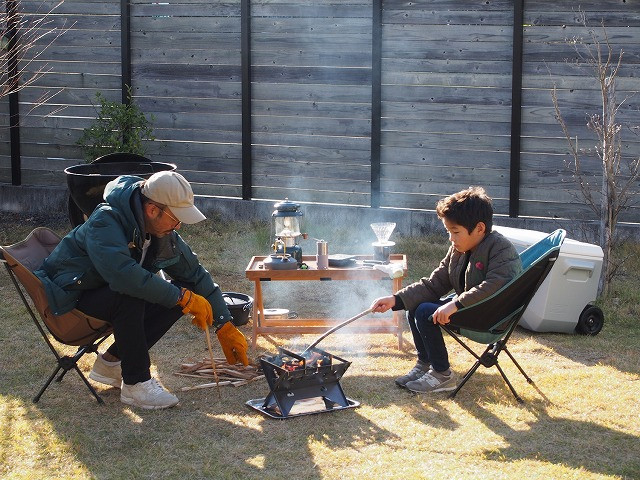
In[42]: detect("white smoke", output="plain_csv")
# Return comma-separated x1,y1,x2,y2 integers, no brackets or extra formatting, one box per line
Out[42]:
259,214,402,357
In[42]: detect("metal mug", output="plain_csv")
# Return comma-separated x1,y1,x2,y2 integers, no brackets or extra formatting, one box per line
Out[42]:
373,241,394,263
316,240,329,269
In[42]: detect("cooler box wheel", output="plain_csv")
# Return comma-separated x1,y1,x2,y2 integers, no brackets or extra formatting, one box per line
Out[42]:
576,304,604,336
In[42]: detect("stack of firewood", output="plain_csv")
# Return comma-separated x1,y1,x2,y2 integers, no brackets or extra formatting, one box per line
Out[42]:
176,358,264,391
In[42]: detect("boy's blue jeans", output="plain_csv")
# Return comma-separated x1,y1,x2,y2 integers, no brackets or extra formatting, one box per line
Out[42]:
406,300,450,373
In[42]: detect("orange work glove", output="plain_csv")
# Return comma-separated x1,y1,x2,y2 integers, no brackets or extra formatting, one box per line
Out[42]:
216,322,249,366
177,288,213,330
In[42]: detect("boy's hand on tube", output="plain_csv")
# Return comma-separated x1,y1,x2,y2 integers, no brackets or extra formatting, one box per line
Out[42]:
370,295,395,313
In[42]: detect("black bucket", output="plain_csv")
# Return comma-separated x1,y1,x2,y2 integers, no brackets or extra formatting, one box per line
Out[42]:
223,292,253,326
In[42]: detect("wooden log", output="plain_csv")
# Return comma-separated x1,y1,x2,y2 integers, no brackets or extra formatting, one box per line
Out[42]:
180,381,233,392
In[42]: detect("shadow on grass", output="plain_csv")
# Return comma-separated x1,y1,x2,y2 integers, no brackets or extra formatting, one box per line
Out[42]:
463,394,640,478
2,345,638,479
514,323,640,380
0,332,402,479
417,367,640,479
1,378,401,480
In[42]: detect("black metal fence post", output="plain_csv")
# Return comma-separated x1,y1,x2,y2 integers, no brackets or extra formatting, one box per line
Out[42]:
370,0,382,208
509,0,524,217
7,0,21,185
241,0,252,200
120,0,131,105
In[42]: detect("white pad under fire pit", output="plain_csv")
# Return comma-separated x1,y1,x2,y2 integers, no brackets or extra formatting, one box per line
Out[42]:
246,397,359,419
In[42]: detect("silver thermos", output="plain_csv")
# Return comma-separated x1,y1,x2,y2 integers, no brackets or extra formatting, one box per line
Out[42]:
316,240,329,269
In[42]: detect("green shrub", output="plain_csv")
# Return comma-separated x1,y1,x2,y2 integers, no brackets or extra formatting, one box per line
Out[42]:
76,88,155,161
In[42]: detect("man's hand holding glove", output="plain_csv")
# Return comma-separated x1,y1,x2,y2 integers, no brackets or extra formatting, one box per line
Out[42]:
177,288,213,330
178,288,249,366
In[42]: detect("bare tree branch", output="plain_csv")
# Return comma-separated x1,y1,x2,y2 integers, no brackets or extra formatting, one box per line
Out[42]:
1,0,71,101
550,14,640,297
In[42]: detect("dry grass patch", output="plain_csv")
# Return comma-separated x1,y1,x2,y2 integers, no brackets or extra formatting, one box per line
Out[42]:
1,214,639,479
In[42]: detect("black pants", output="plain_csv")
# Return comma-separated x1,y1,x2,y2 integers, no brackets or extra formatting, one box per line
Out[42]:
77,286,183,385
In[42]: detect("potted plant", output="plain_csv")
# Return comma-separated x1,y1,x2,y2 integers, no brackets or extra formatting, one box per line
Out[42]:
76,87,155,161
66,89,175,226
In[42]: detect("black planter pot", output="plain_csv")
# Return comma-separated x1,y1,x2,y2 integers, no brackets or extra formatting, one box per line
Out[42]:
64,154,176,226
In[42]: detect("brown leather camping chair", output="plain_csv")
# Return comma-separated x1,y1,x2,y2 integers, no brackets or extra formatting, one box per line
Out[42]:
1,227,113,404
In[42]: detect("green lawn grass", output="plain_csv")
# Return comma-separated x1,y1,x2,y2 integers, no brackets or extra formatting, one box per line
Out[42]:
1,213,638,480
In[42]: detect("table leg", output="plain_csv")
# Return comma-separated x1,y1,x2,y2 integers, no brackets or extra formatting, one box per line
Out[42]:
393,276,403,349
251,280,264,350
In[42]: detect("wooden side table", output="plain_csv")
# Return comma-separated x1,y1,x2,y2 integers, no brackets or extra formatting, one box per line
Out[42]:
245,254,408,350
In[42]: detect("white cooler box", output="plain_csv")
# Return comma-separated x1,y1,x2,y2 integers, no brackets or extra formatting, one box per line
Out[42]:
493,225,604,334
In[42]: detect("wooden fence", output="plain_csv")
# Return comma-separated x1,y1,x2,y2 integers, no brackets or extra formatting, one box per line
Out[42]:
1,0,639,221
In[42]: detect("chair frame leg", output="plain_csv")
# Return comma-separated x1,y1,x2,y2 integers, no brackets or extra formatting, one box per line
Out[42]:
502,346,534,384
448,359,482,399
493,361,523,403
33,342,108,404
442,326,530,402
34,365,64,403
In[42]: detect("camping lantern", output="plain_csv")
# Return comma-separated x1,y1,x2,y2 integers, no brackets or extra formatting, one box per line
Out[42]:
271,198,304,264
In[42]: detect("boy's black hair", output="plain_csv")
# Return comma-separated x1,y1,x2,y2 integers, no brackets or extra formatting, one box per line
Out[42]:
435,186,493,234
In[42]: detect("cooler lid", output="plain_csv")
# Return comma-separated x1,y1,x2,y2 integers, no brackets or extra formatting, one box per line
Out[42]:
493,225,603,259
493,225,547,247
560,237,604,258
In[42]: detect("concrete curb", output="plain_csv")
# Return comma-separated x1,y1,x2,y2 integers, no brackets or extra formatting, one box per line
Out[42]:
0,183,633,242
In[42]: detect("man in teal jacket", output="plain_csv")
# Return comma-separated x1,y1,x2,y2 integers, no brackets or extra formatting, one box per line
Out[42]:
35,171,248,409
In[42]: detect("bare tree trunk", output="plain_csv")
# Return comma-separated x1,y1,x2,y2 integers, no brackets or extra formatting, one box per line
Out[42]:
551,19,639,299
599,76,612,297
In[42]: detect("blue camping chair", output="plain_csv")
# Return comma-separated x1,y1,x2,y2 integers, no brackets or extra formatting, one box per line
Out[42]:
441,229,566,402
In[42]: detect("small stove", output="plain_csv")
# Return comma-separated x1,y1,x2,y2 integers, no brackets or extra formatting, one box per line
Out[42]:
246,347,359,419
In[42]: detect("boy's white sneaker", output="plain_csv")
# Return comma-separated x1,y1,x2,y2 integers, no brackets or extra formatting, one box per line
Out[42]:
121,378,179,410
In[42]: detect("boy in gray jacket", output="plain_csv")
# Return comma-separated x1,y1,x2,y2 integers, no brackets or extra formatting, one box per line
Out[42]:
370,187,521,393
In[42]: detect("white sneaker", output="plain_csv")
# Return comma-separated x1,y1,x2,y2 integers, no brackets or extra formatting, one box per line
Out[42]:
89,354,122,388
121,378,179,410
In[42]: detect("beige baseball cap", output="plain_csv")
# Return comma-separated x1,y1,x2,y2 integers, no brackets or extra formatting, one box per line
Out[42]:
141,171,206,224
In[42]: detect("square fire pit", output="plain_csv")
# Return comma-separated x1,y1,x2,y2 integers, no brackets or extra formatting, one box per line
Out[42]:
246,347,359,419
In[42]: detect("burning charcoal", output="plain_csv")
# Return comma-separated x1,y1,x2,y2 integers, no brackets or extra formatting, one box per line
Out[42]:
303,350,332,368
316,354,331,367
282,357,303,371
